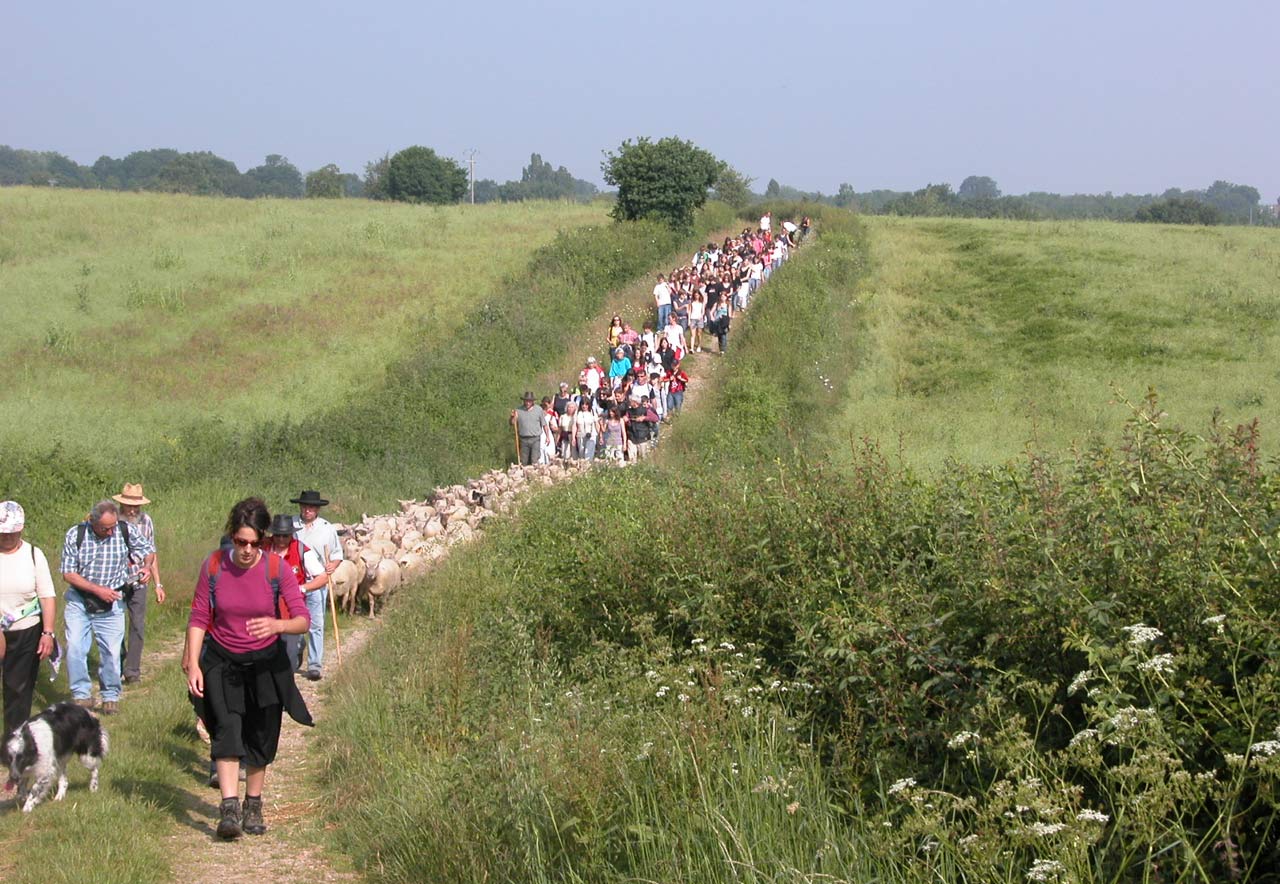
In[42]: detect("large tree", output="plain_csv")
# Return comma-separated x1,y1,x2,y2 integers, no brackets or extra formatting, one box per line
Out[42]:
385,146,467,204
242,154,303,198
958,175,1001,201
601,137,723,229
305,164,344,198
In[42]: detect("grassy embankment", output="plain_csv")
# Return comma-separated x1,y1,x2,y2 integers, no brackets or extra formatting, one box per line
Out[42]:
0,187,736,882
836,216,1280,467
319,209,1280,882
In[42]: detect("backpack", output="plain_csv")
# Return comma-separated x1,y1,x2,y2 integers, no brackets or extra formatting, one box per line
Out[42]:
204,549,287,619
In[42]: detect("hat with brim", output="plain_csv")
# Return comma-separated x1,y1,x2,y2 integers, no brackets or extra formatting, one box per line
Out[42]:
268,513,298,536
0,501,25,533
522,391,535,403
112,483,151,506
289,490,329,507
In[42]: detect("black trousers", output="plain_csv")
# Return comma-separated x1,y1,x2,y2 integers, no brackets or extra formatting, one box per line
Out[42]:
2,624,41,736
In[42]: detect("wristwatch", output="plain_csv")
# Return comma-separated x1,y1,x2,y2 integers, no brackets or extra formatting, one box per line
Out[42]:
41,631,54,636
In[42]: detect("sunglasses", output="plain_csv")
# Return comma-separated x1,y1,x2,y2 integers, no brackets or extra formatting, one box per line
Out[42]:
231,537,262,549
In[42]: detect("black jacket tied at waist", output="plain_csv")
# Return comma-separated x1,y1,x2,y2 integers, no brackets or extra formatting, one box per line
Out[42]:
194,638,313,728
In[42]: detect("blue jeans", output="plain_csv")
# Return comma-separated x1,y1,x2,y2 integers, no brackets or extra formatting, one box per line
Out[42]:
64,590,125,703
305,587,327,673
576,436,597,460
667,391,685,413
657,303,671,330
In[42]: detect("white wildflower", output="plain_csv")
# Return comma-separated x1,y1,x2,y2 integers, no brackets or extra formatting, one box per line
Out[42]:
770,680,782,690
1122,623,1163,647
1250,740,1280,757
742,706,755,718
1068,669,1094,696
958,834,980,848
1202,614,1226,634
1138,653,1176,673
655,686,669,698
1076,809,1110,823
719,641,736,651
1107,706,1153,731
888,777,916,795
1027,822,1067,837
1069,728,1099,748
644,670,658,679
1026,858,1065,882
635,741,654,761
947,731,980,749
690,638,705,646
1225,753,1245,766
677,693,690,703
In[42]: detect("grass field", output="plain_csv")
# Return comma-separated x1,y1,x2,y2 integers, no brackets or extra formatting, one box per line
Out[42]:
833,216,1280,467
0,187,604,455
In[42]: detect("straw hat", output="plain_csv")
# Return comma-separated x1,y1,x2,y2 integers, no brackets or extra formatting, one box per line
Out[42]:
112,483,151,506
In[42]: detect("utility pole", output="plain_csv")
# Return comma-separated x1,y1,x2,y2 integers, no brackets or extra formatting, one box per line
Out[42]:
465,149,478,205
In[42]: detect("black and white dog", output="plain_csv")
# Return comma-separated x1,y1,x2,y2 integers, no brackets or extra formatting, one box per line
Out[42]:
1,702,108,813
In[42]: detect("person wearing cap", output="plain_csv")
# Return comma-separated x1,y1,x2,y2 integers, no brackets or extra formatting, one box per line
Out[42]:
510,393,543,466
61,499,155,714
114,483,164,685
290,491,342,680
266,512,329,678
0,501,57,736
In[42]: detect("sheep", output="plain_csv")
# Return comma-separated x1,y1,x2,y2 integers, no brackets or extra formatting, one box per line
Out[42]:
364,556,401,617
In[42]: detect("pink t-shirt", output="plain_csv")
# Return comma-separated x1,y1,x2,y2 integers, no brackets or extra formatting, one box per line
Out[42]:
188,550,309,654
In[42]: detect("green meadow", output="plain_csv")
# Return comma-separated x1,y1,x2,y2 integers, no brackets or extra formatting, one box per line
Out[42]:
835,216,1280,467
0,187,604,455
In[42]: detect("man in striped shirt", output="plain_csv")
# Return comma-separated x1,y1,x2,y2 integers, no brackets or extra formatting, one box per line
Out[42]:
61,500,154,714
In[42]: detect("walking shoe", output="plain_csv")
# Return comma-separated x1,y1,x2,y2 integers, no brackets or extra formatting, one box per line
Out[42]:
100,701,119,715
306,669,322,682
216,797,243,840
207,763,219,788
123,674,140,685
72,697,96,709
242,795,267,835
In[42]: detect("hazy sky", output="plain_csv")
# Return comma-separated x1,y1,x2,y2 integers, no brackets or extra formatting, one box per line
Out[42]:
4,0,1278,199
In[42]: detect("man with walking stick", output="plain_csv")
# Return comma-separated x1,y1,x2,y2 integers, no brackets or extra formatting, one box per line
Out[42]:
510,392,542,466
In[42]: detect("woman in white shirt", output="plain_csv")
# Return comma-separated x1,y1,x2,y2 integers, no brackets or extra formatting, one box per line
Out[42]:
0,501,57,735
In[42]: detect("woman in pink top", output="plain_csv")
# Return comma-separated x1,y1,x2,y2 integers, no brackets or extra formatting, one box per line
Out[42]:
186,497,311,841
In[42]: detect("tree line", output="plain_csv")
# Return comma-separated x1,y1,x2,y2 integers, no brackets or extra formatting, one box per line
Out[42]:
0,144,597,205
763,174,1276,226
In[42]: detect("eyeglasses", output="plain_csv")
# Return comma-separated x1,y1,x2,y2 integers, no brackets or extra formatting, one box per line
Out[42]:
231,537,261,549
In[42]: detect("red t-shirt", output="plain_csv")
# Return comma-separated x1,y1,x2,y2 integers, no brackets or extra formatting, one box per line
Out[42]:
188,550,309,654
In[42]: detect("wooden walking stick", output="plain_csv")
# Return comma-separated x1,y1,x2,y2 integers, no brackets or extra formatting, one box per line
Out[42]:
328,580,342,666
512,415,521,464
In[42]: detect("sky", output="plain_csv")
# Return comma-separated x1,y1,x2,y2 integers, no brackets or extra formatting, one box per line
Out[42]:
3,0,1278,200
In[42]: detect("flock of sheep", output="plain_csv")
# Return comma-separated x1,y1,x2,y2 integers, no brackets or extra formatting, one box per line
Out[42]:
327,458,593,615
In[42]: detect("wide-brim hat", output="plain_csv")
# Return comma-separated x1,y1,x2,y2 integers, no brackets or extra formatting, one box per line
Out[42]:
268,513,298,536
289,490,329,507
112,483,151,506
522,391,535,402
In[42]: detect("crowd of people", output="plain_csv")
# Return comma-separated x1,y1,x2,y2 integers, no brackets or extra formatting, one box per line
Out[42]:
0,209,811,836
510,212,809,465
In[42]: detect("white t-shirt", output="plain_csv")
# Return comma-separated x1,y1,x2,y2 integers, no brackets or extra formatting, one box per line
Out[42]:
664,324,685,351
573,409,598,439
759,215,771,232
0,542,56,631
653,282,672,307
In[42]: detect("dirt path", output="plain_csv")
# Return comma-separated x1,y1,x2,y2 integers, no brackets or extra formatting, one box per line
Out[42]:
161,624,372,883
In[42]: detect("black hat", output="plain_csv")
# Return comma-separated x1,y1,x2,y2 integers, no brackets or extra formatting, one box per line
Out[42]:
268,513,298,536
289,490,329,507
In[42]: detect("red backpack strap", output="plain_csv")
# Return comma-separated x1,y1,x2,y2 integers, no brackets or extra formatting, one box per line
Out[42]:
265,552,287,619
205,550,223,612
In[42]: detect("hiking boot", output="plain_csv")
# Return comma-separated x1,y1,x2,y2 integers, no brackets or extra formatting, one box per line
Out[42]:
242,795,266,835
123,674,140,685
72,697,96,709
306,669,322,682
99,701,119,715
207,763,219,788
216,797,243,840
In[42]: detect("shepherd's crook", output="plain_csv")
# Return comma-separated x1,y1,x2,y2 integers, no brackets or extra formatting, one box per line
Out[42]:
328,580,342,665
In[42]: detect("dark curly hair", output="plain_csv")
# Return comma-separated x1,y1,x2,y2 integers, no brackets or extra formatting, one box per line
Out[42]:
225,497,271,541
